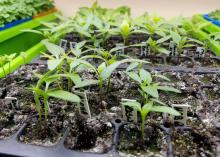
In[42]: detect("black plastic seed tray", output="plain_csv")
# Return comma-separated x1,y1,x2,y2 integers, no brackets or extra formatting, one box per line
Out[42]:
0,118,179,157
0,122,117,157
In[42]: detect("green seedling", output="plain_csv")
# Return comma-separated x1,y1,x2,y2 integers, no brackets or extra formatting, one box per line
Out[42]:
124,68,181,138
72,56,149,101
122,100,180,139
31,70,81,128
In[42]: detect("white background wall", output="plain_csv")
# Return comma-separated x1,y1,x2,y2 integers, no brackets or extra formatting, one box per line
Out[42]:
54,0,220,18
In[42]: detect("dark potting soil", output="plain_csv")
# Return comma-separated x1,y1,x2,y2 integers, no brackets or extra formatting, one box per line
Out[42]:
64,113,113,153
18,115,65,146
118,121,166,157
0,61,219,156
0,65,46,139
173,120,219,157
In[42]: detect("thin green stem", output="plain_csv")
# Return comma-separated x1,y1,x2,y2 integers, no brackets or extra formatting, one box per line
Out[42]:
141,115,146,139
99,79,103,101
107,77,111,94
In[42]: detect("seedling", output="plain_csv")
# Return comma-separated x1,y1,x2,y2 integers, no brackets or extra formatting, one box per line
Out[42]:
122,99,180,139
123,68,181,138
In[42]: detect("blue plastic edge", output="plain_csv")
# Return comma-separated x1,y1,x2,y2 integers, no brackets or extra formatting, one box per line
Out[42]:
203,14,220,27
0,17,33,31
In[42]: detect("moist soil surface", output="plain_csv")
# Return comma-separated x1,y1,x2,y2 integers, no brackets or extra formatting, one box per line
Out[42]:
0,55,219,156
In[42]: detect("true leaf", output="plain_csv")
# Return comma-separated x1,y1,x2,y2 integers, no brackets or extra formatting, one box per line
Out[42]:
74,79,99,88
42,40,64,58
157,47,170,54
150,106,180,116
156,35,171,44
69,73,81,85
154,74,170,81
170,31,181,44
150,98,166,106
122,101,141,112
126,72,142,84
139,69,152,84
126,62,139,72
47,90,81,103
142,85,159,98
157,86,181,93
98,62,106,74
47,59,62,70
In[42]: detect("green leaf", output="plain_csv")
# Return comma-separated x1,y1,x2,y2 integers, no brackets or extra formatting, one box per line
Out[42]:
98,62,106,74
70,61,81,71
69,73,81,85
157,86,181,93
22,29,43,35
150,106,180,116
47,59,62,70
122,101,141,112
110,45,127,53
142,85,159,98
120,19,130,38
126,72,142,84
47,90,81,103
150,98,166,106
170,31,181,44
139,69,152,84
75,41,87,50
73,59,97,74
126,62,139,72
156,35,171,44
157,47,170,54
142,101,153,116
100,61,122,81
74,79,99,88
101,59,149,81
154,74,170,81
42,40,64,58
